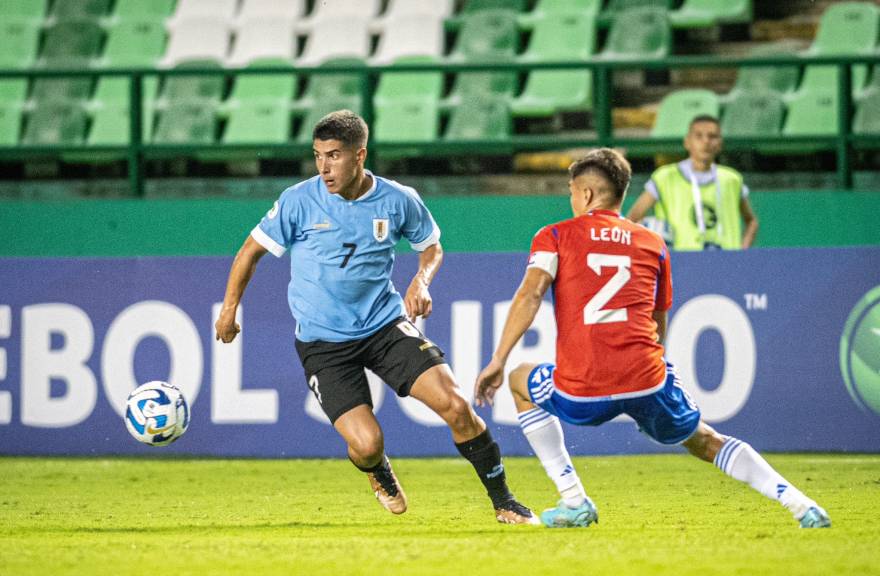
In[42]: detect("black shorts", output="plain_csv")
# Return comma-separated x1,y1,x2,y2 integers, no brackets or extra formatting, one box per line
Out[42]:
294,317,446,424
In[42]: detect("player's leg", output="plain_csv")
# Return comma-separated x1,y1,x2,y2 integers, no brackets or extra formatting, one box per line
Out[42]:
368,318,538,524
295,337,406,514
333,405,407,514
509,362,598,528
631,362,830,528
683,421,831,528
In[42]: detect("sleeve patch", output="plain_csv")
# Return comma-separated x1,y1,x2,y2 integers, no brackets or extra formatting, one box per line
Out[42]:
528,251,558,279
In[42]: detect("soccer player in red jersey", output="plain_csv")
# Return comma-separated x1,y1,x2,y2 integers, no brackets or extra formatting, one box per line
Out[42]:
475,148,830,529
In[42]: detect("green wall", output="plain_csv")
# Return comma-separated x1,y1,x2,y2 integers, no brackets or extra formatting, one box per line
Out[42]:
1,191,878,256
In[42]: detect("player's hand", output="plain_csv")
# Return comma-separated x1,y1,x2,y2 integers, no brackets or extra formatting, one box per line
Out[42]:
215,312,240,343
474,358,505,407
404,277,433,320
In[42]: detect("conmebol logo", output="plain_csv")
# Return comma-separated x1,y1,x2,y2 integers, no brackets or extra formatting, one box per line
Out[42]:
840,286,880,416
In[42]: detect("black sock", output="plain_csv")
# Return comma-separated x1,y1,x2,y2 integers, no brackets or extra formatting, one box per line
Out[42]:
455,429,514,508
351,455,399,496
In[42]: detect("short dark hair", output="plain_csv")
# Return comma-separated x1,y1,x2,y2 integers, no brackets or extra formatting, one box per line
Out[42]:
568,148,632,201
688,114,720,130
312,109,369,148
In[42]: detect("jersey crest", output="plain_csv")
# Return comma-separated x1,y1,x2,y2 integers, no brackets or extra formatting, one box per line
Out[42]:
373,218,389,242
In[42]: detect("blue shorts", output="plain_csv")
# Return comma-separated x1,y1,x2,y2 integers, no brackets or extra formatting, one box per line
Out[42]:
527,362,701,445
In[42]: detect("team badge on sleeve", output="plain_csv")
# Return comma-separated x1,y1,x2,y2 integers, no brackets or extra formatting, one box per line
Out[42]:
373,218,390,242
267,201,279,219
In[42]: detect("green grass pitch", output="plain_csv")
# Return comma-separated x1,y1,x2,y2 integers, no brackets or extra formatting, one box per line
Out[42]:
1,454,878,576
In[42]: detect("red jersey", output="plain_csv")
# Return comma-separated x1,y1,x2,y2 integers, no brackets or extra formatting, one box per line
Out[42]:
528,209,673,398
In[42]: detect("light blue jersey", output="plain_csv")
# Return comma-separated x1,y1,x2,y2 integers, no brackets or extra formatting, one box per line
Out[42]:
251,171,440,342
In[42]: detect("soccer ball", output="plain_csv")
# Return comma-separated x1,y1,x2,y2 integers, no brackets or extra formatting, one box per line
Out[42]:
124,381,190,446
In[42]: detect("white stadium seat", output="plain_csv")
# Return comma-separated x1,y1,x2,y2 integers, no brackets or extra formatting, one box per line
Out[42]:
160,17,231,68
235,0,307,26
166,0,238,29
297,17,372,66
227,18,297,66
372,15,446,65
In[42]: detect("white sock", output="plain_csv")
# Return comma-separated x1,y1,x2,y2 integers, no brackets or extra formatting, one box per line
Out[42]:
714,437,816,519
518,408,587,507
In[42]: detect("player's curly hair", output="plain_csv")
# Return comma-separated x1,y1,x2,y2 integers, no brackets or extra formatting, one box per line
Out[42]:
568,148,632,201
312,109,369,148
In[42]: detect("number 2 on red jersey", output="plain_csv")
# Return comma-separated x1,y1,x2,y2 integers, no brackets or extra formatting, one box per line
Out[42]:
583,253,631,325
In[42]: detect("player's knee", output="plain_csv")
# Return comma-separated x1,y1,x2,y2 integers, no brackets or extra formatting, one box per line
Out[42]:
444,393,478,432
347,429,384,463
684,422,723,462
507,363,534,401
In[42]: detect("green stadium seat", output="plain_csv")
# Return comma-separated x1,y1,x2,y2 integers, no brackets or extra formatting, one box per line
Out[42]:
32,21,104,104
529,0,603,17
222,60,298,144
1,0,48,22
598,0,671,27
853,90,880,135
153,103,216,144
729,42,800,97
783,90,838,136
448,10,520,103
461,0,528,13
720,91,784,136
0,21,41,70
799,2,880,96
374,57,444,142
599,7,671,60
511,13,597,117
297,97,363,143
100,20,167,68
669,0,752,29
651,89,720,137
49,0,111,21
87,101,156,145
162,62,226,104
22,103,88,145
445,99,511,140
0,103,22,146
112,0,177,20
296,58,366,114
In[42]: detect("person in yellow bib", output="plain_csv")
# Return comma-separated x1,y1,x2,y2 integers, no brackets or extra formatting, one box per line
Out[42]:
627,115,759,251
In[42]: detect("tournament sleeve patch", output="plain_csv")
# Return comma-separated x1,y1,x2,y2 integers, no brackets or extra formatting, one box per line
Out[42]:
250,225,286,257
528,251,558,279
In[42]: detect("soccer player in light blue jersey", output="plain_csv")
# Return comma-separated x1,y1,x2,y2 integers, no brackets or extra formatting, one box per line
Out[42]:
216,110,537,525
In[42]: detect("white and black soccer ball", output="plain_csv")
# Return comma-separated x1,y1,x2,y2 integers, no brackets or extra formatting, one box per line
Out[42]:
124,381,190,446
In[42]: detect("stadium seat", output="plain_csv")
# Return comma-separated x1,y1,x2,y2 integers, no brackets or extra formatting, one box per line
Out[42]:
445,99,511,140
153,102,216,143
523,0,603,25
372,15,446,64
297,18,373,66
166,0,238,28
32,21,105,104
598,0,672,27
798,2,880,96
49,0,111,21
599,7,671,60
460,0,528,13
235,0,306,25
853,90,880,135
0,101,22,146
379,0,455,20
87,98,156,145
373,57,444,142
782,90,837,136
1,0,48,23
0,21,41,75
720,91,785,136
21,103,88,145
222,59,297,144
511,13,596,117
298,0,381,31
669,0,752,29
651,89,720,137
159,17,231,69
447,10,520,103
111,0,177,21
226,18,297,67
296,96,363,142
99,20,167,69
729,42,801,97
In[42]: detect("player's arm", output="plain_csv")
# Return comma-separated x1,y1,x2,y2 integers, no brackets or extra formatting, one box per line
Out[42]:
652,309,668,344
215,235,269,343
626,190,657,222
404,242,442,320
475,268,553,407
739,196,759,249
